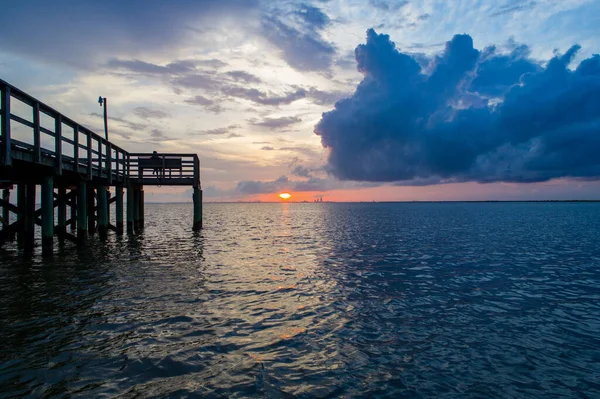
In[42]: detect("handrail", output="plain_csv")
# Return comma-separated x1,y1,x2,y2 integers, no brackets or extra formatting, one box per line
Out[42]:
1,78,200,187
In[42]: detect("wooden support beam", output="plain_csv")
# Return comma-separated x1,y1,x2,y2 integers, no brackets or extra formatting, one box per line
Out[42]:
55,114,62,173
24,184,36,254
1,85,11,166
0,197,22,217
17,184,25,248
70,188,77,231
1,189,8,228
77,182,87,246
139,188,144,230
41,176,54,256
97,186,108,239
33,102,41,163
57,186,66,242
127,183,134,234
63,232,77,244
133,187,140,231
193,188,203,231
87,186,96,235
116,185,124,235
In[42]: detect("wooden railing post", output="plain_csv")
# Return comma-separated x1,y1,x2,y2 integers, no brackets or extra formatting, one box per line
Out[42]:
87,133,92,179
55,114,62,173
74,125,79,170
115,149,120,181
33,102,41,163
97,139,102,177
107,143,112,185
1,85,11,166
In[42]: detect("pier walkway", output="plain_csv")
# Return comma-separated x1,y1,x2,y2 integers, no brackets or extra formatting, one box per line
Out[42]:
0,79,202,256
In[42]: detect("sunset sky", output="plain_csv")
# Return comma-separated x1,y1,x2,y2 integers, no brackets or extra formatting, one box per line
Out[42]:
1,0,599,202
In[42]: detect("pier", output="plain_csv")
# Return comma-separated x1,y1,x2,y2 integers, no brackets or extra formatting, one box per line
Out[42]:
0,79,202,256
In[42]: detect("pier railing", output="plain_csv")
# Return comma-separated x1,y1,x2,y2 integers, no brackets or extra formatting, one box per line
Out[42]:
0,79,199,187
128,153,200,187
0,79,129,183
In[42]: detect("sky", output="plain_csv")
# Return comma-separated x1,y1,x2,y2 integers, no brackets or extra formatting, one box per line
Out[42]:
1,0,599,202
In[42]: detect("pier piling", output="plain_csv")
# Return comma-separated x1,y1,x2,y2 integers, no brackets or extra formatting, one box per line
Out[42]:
127,184,134,234
70,189,77,231
57,186,66,243
87,187,96,235
193,188,202,231
139,188,144,230
17,184,25,248
98,186,108,239
24,184,35,254
1,79,203,257
116,185,124,235
41,176,54,256
77,182,87,246
133,187,140,231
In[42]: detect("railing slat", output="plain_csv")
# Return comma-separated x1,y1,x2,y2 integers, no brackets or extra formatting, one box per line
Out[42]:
1,85,11,166
55,114,62,172
33,103,41,163
87,132,92,179
74,125,79,168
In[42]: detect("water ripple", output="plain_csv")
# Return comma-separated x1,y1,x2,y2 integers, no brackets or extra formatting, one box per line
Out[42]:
1,203,600,397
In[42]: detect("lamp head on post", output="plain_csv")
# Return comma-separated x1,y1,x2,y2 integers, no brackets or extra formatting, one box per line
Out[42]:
98,96,108,140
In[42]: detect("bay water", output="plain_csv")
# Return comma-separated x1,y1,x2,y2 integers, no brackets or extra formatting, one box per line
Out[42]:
1,203,599,397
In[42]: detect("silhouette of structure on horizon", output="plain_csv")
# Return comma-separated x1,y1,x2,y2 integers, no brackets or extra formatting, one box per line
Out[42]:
0,79,203,257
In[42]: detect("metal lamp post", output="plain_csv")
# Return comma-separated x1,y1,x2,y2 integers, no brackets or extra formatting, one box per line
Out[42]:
98,96,108,140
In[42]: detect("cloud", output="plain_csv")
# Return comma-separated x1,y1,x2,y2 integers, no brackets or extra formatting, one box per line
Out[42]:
184,95,226,114
368,0,409,11
90,112,146,131
315,29,600,184
133,107,171,119
295,3,331,30
149,128,172,142
0,1,258,67
225,71,262,84
261,146,276,151
291,165,314,178
490,1,538,17
260,15,336,71
250,116,302,129
194,124,240,136
221,87,306,105
235,175,338,194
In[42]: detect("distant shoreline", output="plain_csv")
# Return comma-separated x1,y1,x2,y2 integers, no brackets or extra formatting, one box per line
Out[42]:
145,200,600,204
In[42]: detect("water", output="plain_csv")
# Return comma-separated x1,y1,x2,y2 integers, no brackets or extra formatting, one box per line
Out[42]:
1,203,600,398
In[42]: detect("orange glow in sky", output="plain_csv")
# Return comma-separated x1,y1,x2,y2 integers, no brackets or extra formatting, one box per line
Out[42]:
279,193,292,200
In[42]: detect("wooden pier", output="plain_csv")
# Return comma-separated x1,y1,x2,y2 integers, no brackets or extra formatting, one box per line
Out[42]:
0,79,202,256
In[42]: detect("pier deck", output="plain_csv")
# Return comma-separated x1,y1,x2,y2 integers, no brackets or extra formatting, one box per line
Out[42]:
0,79,202,256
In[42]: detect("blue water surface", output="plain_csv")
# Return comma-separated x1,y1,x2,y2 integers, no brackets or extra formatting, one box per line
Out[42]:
1,203,599,398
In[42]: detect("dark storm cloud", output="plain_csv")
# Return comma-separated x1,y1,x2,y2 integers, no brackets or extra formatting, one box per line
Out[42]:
0,0,258,67
315,29,600,184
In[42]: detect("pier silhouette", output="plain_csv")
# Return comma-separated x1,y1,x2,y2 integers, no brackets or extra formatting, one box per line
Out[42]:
0,79,202,256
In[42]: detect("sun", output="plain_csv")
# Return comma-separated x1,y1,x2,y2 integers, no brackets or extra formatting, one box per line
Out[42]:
279,192,292,200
